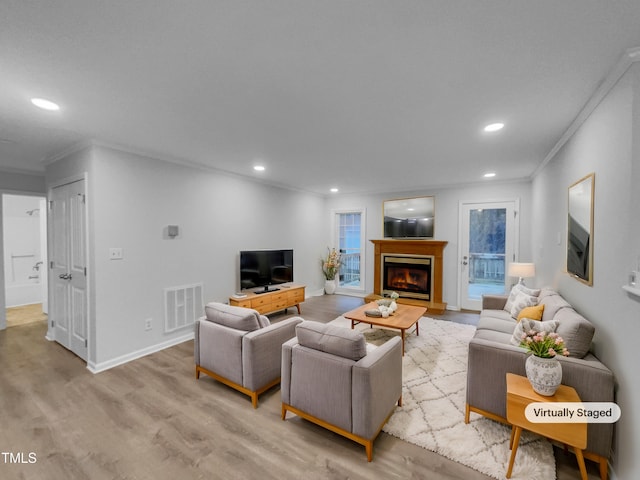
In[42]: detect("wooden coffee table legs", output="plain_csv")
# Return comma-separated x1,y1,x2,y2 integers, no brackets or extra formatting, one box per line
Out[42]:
351,320,419,355
399,324,420,355
344,302,426,356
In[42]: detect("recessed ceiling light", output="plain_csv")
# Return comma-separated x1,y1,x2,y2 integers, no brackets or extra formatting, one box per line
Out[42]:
330,187,339,193
31,98,60,111
483,123,504,132
253,165,265,172
484,172,496,178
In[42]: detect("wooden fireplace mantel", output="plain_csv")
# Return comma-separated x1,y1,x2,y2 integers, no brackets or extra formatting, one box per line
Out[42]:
367,239,448,314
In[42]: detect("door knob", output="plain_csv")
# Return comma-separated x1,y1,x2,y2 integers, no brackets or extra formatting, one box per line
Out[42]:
59,273,72,280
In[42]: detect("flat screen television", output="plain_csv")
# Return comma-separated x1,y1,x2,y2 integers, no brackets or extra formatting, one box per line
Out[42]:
383,196,435,238
240,249,294,293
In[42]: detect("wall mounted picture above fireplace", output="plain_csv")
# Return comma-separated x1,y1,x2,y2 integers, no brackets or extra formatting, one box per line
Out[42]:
383,196,434,238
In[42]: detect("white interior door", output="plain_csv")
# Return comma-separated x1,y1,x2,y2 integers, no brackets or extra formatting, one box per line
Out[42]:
459,201,518,311
50,179,88,360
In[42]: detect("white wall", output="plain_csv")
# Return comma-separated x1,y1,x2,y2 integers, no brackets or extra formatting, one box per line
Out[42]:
531,63,640,479
0,171,46,194
47,145,326,369
325,180,533,308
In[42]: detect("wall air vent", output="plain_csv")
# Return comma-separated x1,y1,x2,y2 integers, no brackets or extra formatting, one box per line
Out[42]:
164,283,203,333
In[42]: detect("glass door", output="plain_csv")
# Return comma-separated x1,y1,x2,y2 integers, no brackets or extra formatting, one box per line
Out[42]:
460,201,517,310
334,209,366,292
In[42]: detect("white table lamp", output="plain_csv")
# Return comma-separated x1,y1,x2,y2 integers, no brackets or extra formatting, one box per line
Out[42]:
508,262,536,285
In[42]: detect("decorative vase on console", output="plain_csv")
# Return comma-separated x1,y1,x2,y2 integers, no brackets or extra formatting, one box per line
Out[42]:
324,279,337,295
321,248,341,295
518,326,570,396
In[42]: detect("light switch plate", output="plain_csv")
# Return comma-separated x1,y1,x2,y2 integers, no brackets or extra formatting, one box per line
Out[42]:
109,247,123,260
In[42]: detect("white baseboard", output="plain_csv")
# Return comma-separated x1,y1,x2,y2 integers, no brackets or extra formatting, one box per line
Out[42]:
333,290,367,298
87,331,194,374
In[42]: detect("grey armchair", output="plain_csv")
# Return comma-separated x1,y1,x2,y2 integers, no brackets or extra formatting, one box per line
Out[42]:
195,302,302,408
281,321,403,461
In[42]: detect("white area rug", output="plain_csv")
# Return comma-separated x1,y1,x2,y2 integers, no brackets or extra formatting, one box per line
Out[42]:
329,316,556,480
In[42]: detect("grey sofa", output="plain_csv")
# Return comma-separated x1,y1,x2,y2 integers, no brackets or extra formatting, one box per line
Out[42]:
195,302,302,408
465,287,614,479
281,321,403,461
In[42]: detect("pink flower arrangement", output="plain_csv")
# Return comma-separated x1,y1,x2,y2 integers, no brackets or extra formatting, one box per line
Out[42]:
519,330,570,358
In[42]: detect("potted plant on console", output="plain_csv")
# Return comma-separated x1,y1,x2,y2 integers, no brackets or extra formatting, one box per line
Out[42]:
322,248,341,294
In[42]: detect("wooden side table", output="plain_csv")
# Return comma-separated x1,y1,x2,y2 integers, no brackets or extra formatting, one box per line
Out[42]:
506,373,588,480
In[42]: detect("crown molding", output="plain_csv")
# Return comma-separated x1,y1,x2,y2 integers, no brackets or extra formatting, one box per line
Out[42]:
532,46,640,178
42,140,94,165
49,139,326,199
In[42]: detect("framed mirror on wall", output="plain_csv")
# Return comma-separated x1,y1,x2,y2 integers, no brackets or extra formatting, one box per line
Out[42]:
567,173,595,285
383,196,435,238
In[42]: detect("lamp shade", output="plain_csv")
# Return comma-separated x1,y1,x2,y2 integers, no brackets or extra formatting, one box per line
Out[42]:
508,262,536,279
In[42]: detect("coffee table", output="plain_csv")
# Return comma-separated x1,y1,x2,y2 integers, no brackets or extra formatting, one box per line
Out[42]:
343,302,426,355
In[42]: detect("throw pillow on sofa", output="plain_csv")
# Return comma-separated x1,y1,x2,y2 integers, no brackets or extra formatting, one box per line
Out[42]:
517,304,545,322
510,319,559,347
504,283,541,313
509,291,539,318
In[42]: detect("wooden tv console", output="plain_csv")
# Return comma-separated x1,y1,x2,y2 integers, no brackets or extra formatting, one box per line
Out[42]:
229,284,305,315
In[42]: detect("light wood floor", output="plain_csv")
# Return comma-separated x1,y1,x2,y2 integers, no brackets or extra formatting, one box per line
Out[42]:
5,303,47,327
0,294,598,479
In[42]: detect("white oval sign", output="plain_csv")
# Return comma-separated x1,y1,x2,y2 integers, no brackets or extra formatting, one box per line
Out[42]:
524,402,621,423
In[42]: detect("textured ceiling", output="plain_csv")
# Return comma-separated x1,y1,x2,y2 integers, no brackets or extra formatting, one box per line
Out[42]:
2,1,640,195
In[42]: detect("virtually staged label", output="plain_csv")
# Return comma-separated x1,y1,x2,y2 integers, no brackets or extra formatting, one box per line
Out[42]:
524,402,621,423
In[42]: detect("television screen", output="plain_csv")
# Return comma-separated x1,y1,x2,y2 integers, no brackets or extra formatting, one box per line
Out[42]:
383,196,435,238
240,249,293,292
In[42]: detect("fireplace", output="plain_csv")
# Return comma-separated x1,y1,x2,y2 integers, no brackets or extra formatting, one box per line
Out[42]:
369,239,448,313
382,255,433,301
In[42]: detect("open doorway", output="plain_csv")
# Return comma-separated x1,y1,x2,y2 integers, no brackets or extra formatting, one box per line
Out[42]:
2,194,48,328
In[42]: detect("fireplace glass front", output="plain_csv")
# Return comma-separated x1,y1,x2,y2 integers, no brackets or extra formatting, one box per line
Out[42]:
382,255,433,301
